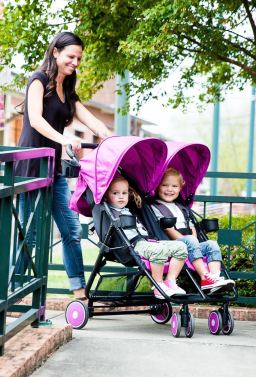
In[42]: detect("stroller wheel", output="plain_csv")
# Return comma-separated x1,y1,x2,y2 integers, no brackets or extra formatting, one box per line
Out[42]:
221,310,234,335
208,310,222,335
171,312,181,338
65,300,89,329
185,313,195,338
150,302,172,324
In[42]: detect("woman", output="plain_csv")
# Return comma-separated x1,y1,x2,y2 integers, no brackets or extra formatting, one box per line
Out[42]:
15,32,112,302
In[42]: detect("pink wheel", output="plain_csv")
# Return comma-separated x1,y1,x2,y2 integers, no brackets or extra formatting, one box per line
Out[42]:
150,302,172,324
208,310,222,335
221,310,234,335
171,312,181,338
65,300,89,329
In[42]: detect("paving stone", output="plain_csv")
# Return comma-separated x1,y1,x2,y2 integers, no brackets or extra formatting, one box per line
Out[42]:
0,324,72,377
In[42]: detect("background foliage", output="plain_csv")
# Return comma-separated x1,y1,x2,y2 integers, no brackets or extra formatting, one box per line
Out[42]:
208,213,256,307
1,1,256,112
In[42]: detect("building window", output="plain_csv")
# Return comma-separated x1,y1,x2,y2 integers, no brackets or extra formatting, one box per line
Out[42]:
11,118,22,146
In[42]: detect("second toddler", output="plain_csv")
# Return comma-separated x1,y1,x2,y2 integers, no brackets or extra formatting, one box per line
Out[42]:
152,167,235,293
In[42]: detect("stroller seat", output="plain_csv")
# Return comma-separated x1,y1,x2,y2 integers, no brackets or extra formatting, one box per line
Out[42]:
139,255,170,273
140,255,209,273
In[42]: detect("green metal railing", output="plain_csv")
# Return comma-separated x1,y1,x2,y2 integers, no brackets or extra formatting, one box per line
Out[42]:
48,171,256,304
0,146,54,356
195,171,256,304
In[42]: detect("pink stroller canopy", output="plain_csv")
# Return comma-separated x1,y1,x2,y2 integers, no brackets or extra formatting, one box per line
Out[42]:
159,142,210,207
69,136,168,216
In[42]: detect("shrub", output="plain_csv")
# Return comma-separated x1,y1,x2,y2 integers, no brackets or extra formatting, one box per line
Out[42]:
207,213,256,307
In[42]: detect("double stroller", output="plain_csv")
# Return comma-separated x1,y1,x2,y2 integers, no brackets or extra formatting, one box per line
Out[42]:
64,136,238,338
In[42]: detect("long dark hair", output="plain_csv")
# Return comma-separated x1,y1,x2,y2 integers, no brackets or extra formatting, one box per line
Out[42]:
18,32,84,126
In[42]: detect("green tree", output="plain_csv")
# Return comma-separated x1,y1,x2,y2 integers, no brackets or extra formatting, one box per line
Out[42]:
1,0,256,112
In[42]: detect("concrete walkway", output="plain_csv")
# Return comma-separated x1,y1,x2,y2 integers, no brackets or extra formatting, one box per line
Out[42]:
31,310,256,377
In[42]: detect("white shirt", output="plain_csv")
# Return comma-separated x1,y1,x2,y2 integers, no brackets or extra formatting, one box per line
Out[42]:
110,206,148,240
152,200,194,229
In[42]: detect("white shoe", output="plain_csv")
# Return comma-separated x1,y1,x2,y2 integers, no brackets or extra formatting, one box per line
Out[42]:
165,278,186,294
152,281,175,299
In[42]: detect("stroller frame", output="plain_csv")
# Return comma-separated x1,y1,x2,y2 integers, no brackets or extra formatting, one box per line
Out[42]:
65,142,238,337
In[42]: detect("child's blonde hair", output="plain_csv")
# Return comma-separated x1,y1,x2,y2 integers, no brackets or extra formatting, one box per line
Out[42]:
107,174,142,208
160,167,185,188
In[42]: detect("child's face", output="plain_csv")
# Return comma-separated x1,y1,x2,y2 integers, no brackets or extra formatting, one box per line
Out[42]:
105,180,129,209
157,175,181,203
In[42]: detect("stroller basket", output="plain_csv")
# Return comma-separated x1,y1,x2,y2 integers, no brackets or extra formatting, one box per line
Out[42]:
93,271,151,299
61,159,80,178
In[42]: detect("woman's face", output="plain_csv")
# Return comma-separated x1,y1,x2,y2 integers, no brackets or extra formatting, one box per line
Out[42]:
53,44,83,76
105,180,129,209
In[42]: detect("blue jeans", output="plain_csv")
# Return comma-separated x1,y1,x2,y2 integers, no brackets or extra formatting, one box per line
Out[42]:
177,235,222,264
15,174,86,291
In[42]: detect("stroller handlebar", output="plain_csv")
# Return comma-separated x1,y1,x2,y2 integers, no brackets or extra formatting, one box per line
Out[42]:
81,142,99,149
65,143,98,165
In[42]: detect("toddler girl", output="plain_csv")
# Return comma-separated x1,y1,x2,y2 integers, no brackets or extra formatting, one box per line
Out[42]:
152,167,235,293
104,174,188,299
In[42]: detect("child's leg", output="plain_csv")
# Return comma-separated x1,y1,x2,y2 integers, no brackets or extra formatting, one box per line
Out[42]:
199,240,222,271
208,260,221,275
177,235,209,280
134,240,186,297
200,240,235,291
157,240,187,294
150,263,164,282
191,258,208,280
200,240,221,274
162,241,187,294
166,258,186,280
179,236,223,279
134,239,172,270
157,240,187,280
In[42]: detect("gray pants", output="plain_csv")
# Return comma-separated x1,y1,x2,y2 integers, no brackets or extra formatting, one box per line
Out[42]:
134,239,187,266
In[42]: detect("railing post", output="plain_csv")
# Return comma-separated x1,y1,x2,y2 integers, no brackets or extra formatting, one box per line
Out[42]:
31,155,53,326
0,161,14,356
210,98,220,196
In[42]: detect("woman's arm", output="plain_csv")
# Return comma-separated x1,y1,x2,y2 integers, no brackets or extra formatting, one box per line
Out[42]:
75,101,112,140
27,79,81,151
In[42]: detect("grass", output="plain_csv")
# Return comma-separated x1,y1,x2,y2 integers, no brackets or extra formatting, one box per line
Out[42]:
47,243,152,297
47,243,123,296
47,245,100,294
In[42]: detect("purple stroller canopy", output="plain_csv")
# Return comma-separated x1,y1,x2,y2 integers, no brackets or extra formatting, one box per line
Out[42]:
159,142,210,207
69,136,168,216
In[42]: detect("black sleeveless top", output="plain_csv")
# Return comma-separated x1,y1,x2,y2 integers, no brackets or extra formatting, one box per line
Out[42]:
15,71,69,178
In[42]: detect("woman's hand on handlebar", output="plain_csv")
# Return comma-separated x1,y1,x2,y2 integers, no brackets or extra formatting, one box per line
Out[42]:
62,138,81,153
